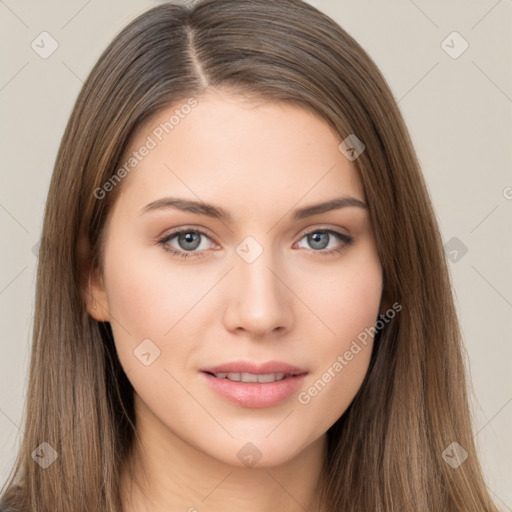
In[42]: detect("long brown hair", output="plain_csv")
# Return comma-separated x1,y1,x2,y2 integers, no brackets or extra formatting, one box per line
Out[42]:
0,0,500,510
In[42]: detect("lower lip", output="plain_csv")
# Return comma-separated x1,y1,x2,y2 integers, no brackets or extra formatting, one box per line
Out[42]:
201,372,307,408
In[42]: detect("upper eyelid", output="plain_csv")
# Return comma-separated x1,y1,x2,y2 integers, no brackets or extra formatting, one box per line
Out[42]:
161,223,349,236
160,225,217,243
301,225,349,236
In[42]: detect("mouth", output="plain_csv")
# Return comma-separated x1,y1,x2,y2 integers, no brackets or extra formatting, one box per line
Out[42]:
205,372,290,383
200,361,308,408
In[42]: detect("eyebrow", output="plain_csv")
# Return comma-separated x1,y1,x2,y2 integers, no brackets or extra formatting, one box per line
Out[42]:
138,195,367,222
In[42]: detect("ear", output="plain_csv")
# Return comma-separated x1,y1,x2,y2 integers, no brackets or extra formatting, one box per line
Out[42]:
78,232,111,322
378,283,393,317
85,265,111,322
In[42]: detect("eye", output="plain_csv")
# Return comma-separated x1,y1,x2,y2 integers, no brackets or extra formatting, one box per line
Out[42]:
158,226,353,259
158,228,217,259
295,228,353,256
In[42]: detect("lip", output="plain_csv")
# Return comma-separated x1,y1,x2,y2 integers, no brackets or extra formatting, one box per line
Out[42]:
200,360,308,409
200,360,307,376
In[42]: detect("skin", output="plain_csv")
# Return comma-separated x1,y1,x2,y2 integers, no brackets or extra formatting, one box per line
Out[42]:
86,89,383,512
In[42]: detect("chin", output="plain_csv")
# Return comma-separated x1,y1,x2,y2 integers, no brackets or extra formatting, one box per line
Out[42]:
205,433,318,469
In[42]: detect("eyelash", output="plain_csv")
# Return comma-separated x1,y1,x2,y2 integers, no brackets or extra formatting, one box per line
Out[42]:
157,226,353,259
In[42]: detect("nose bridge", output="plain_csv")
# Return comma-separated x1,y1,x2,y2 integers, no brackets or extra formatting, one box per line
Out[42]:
240,247,280,300
223,235,292,335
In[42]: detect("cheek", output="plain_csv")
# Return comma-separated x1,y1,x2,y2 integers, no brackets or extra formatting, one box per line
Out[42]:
306,249,383,347
101,241,221,380
296,250,382,423
103,245,201,334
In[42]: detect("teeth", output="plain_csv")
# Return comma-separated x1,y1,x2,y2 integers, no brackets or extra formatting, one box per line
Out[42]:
257,372,285,383
213,372,287,383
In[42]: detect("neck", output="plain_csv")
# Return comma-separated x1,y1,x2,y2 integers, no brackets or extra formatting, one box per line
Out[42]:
120,396,328,512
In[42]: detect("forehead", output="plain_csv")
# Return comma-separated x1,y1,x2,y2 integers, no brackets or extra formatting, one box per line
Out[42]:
114,90,365,219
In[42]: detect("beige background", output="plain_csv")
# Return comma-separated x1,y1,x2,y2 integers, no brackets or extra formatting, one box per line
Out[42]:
0,0,511,507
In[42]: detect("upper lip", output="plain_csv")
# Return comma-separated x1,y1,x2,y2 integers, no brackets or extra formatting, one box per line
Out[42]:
201,360,308,376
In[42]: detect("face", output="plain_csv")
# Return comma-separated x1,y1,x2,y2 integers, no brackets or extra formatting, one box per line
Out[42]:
87,89,383,468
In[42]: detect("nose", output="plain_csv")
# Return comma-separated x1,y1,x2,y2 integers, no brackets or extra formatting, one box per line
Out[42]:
222,247,294,338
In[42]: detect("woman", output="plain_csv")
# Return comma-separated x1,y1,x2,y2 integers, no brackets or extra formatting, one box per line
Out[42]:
0,0,501,510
